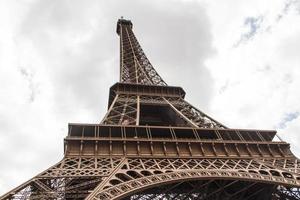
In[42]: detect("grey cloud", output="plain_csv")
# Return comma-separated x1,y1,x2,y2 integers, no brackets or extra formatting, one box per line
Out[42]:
19,0,118,121
278,32,300,61
19,66,38,102
244,16,263,38
19,0,215,117
235,16,264,47
269,0,300,30
276,0,297,21
283,73,293,84
277,112,300,129
283,0,297,14
219,80,229,94
256,65,271,73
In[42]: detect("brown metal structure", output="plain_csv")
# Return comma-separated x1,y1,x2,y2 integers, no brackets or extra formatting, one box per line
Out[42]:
1,18,300,200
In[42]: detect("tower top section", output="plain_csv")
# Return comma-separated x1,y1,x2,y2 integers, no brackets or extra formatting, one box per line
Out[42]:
116,18,133,35
116,18,167,85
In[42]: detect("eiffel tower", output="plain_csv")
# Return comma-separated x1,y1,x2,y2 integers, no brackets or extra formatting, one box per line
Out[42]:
2,18,300,200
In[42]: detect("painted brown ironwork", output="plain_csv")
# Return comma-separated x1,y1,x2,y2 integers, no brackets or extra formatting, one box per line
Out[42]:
117,19,166,86
1,18,300,200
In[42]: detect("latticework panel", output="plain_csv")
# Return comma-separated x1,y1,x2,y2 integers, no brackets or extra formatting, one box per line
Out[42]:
164,97,226,129
0,157,124,200
259,158,300,173
2,157,300,200
83,157,300,199
101,94,226,128
125,158,282,171
101,94,138,125
40,157,123,177
118,19,166,86
3,177,102,200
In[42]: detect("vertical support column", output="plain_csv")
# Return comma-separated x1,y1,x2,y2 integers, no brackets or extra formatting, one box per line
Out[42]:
100,94,119,124
136,95,140,125
125,27,139,84
119,25,123,82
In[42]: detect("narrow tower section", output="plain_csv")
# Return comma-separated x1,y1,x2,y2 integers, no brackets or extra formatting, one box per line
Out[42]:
117,19,166,85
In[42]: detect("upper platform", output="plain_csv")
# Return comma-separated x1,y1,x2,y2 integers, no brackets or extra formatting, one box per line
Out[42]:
108,82,185,108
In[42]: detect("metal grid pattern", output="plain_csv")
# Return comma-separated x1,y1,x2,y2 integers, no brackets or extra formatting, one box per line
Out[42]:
101,94,139,125
119,20,166,86
84,157,300,199
101,94,226,128
2,157,300,199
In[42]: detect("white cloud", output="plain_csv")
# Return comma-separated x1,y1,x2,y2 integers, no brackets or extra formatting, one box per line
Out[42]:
1,0,300,196
207,0,300,155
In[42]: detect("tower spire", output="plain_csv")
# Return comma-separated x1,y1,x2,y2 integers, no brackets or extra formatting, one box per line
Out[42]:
117,18,167,85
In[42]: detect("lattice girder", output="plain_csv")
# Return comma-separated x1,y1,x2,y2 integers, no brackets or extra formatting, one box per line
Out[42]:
82,157,300,199
101,94,139,125
88,171,298,200
118,19,166,86
0,157,123,199
1,177,101,200
2,157,300,199
101,92,226,128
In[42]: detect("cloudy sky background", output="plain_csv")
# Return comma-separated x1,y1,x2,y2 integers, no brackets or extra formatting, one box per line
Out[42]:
1,0,300,195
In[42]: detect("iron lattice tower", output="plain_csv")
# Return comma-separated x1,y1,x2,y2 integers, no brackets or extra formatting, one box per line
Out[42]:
1,19,300,200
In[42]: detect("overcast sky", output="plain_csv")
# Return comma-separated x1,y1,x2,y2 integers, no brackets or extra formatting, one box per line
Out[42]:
1,0,300,195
